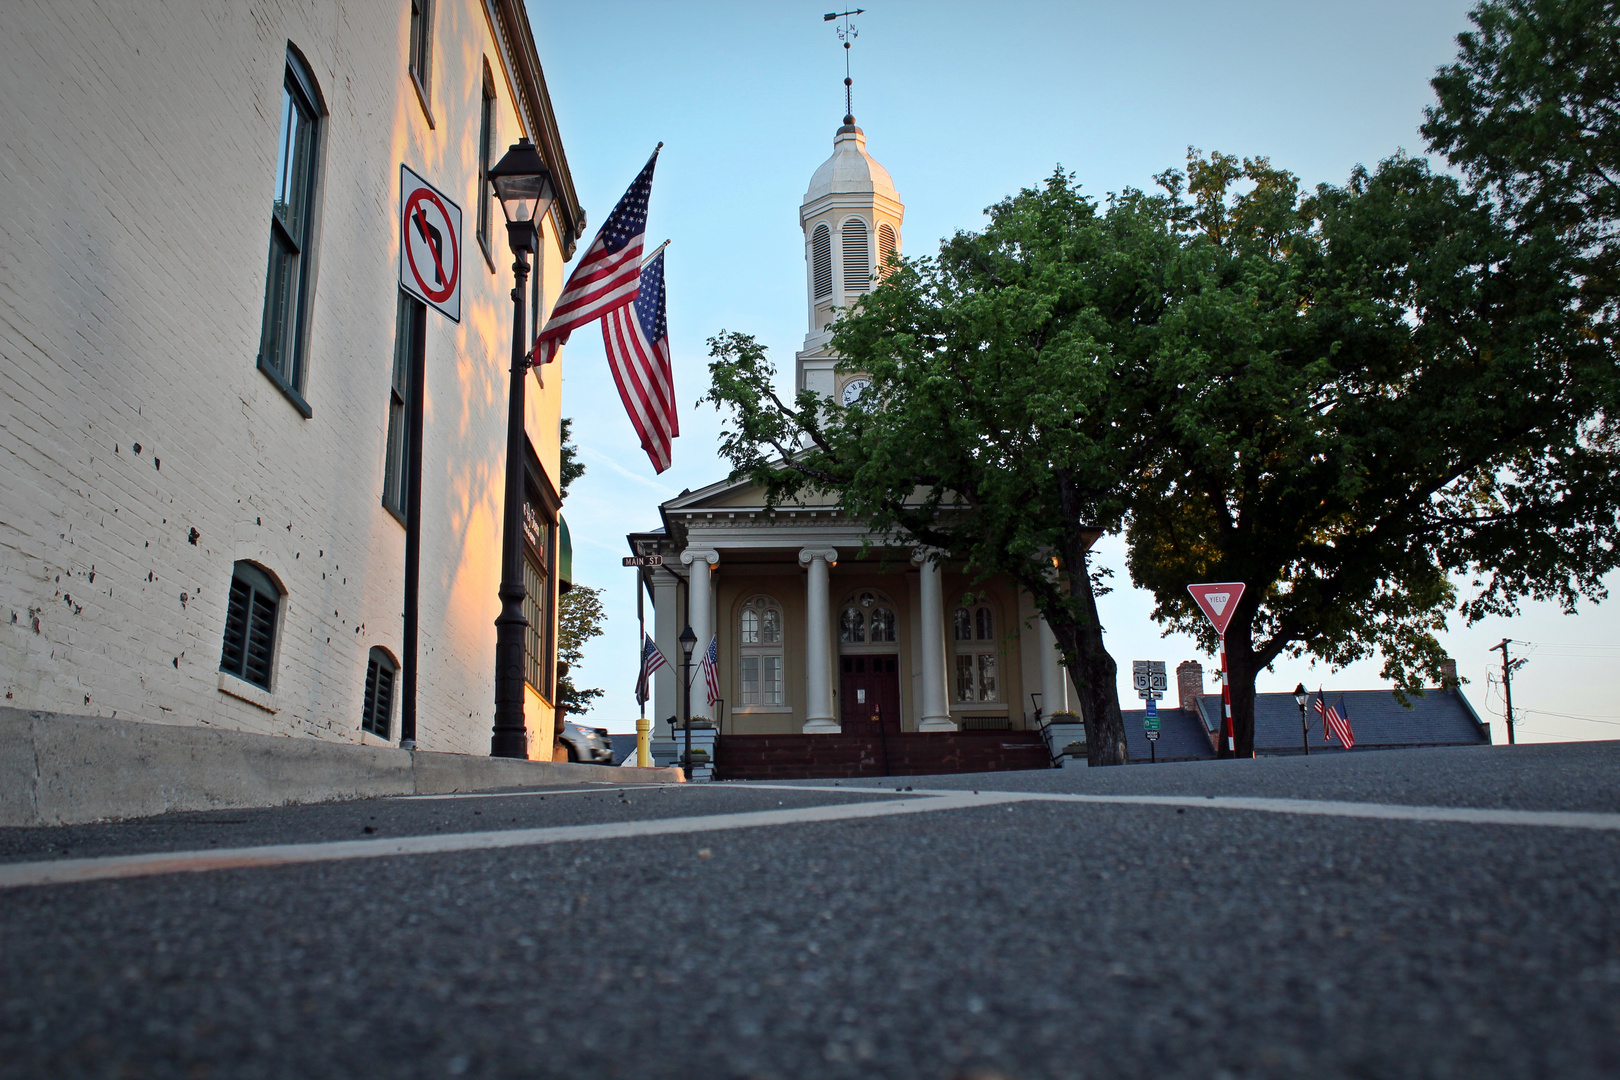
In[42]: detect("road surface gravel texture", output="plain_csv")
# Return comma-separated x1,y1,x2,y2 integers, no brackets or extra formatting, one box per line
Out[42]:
1,742,1616,1079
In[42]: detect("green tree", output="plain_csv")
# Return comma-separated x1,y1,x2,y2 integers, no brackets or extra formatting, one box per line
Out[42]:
707,145,1619,760
1423,0,1620,312
1121,149,1618,755
556,583,605,715
704,169,1160,764
559,417,585,499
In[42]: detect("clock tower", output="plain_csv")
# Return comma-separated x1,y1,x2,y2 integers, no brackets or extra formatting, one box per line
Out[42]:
796,113,904,401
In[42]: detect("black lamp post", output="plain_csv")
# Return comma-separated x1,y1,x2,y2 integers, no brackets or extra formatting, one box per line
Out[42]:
487,138,556,759
678,624,697,775
1293,683,1310,757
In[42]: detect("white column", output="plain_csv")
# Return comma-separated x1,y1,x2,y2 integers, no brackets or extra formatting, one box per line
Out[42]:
913,549,955,731
651,567,680,738
682,548,719,721
1038,613,1070,721
799,547,839,732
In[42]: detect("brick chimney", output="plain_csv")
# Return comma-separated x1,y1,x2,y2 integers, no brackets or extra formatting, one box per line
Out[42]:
1439,657,1459,690
1177,660,1204,714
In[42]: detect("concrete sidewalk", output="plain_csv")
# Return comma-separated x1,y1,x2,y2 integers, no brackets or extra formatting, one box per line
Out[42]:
0,708,682,827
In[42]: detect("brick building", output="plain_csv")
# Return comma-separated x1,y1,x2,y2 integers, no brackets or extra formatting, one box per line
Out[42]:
0,1,583,757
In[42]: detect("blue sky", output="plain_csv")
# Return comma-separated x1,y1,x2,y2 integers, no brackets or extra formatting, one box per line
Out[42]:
528,0,1620,745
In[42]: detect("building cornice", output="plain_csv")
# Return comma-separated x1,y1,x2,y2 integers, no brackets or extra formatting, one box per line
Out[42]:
484,0,585,258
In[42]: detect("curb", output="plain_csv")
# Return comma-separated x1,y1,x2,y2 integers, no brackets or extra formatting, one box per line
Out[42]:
0,708,683,827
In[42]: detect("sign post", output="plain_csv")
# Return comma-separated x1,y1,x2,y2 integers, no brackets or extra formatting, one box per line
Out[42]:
395,165,463,751
1187,582,1246,757
1134,660,1166,764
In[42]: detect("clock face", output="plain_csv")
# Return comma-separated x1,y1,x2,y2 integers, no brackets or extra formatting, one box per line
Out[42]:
841,379,871,405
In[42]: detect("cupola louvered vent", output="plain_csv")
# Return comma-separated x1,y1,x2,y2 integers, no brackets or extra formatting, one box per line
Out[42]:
812,224,832,300
877,223,897,277
842,218,870,291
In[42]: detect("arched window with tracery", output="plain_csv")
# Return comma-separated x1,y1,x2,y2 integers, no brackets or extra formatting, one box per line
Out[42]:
952,598,999,702
840,590,896,647
738,595,784,706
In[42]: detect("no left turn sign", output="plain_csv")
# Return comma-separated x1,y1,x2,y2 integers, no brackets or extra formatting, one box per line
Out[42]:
399,164,462,322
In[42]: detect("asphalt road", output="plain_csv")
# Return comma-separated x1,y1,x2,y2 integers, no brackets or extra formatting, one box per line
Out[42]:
2,742,1617,1079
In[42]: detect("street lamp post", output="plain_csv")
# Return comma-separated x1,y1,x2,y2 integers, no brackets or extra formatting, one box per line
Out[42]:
1294,683,1310,757
679,625,697,776
486,138,556,759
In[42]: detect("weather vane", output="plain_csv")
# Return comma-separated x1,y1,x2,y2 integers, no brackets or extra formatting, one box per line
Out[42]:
823,8,865,123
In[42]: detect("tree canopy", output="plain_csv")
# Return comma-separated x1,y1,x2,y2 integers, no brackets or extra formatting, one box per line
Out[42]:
556,583,605,716
703,0,1620,759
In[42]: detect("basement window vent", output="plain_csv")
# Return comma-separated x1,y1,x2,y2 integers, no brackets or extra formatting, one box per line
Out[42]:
220,561,281,691
362,647,397,739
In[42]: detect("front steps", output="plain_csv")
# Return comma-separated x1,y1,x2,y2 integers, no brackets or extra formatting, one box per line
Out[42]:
714,730,1052,781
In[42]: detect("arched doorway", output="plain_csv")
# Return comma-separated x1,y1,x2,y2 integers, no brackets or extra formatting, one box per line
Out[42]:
838,589,901,734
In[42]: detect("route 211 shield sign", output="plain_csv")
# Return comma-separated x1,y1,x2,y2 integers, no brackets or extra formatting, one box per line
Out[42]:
399,164,463,323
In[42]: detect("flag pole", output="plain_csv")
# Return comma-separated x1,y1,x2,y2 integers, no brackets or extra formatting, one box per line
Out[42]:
642,239,672,265
636,569,651,768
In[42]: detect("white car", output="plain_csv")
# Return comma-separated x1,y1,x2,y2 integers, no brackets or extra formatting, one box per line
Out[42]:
559,721,614,765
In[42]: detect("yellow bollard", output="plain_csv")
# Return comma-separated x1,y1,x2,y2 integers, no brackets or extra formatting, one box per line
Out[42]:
635,715,652,768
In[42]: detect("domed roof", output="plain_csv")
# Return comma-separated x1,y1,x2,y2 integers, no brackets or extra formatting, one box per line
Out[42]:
803,123,899,208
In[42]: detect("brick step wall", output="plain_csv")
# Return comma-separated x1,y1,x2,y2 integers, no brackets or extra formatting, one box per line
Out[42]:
715,731,1052,781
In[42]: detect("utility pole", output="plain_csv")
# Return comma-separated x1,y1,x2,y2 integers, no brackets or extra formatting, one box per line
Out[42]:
1490,638,1517,745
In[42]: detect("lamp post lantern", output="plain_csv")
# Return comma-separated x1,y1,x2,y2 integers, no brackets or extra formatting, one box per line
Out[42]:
679,624,697,776
1293,683,1310,757
487,138,557,759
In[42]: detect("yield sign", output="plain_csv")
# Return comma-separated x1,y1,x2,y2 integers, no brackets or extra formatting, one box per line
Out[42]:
399,164,462,322
1187,581,1246,638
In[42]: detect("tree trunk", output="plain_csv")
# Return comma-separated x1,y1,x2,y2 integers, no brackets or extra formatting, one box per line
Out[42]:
1221,610,1259,759
1052,547,1128,767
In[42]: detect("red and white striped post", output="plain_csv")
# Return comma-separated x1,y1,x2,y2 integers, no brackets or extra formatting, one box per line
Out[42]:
1188,583,1245,758
1220,641,1234,754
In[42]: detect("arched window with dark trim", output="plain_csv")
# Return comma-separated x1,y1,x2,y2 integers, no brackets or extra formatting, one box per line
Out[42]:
257,45,326,414
220,561,282,691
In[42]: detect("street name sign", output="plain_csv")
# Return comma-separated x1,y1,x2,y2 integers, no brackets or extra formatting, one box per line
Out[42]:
399,164,462,323
623,555,664,567
1187,582,1246,638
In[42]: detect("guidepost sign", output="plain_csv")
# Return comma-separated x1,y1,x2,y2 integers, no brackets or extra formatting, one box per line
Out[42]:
399,164,462,322
1135,661,1164,756
1188,582,1246,754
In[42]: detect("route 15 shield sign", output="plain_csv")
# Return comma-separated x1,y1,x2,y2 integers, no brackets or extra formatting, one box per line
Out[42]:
399,164,462,322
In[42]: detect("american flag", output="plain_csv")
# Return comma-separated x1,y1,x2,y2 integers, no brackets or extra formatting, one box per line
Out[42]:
601,249,678,472
531,147,659,366
1314,691,1356,749
699,633,720,707
635,632,668,707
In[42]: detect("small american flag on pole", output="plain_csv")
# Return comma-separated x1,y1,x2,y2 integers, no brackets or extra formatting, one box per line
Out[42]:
1314,691,1356,749
635,632,668,707
602,248,678,472
531,146,660,366
700,633,720,708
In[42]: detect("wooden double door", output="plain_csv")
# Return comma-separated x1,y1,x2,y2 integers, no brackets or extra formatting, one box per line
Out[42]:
840,654,901,734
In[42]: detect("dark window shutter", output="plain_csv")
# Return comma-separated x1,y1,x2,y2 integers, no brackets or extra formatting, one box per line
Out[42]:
244,592,278,689
221,578,251,678
374,664,395,737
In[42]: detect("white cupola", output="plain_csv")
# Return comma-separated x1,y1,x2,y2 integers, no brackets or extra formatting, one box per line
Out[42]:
796,119,904,396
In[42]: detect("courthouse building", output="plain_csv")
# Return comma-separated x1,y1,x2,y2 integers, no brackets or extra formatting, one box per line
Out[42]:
0,1,582,757
629,115,1080,774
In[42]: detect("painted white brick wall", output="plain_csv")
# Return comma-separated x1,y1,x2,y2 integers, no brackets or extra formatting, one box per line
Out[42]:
0,0,569,755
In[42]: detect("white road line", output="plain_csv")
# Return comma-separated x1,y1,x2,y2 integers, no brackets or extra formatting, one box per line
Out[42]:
0,792,980,890
4,788,1616,891
397,785,679,802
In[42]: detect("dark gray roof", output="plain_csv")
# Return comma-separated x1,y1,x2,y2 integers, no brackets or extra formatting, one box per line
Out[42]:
610,733,639,766
1120,705,1215,762
1190,689,1490,755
